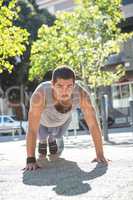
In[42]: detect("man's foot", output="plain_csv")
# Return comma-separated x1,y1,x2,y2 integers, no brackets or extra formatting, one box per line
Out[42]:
38,153,47,160
48,137,58,161
38,142,47,156
48,137,64,161
48,140,58,155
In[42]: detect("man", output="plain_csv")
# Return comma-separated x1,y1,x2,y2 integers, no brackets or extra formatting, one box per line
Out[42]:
25,66,108,171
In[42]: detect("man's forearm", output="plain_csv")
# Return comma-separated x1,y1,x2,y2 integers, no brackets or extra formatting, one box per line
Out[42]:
84,109,103,156
80,91,108,162
89,124,104,156
26,132,37,157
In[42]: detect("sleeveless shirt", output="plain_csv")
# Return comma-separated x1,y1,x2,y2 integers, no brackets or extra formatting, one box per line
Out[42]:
32,81,81,127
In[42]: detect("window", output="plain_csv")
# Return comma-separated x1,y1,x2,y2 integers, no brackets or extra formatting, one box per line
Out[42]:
112,83,130,99
3,117,13,123
112,81,133,108
121,84,130,98
123,0,133,5
112,85,121,99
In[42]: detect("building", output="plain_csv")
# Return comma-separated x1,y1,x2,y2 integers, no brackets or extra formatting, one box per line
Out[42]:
108,0,133,127
36,0,75,13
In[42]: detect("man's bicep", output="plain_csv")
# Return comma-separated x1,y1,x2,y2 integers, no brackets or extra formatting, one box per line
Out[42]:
80,88,94,111
28,107,43,134
30,86,45,108
28,89,45,133
80,90,97,122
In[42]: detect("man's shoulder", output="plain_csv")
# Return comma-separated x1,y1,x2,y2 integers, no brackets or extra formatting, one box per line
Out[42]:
31,81,51,100
75,80,90,93
39,81,51,87
35,81,52,91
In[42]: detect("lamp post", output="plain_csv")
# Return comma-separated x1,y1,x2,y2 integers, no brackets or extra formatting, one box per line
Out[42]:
101,94,109,141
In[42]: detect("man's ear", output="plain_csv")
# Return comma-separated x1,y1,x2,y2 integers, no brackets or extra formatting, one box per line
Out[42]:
51,80,54,88
51,80,57,87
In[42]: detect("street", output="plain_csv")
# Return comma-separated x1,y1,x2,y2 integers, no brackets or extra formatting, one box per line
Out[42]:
0,132,133,200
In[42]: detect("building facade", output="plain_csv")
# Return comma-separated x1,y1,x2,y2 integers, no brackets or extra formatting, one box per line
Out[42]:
36,0,75,13
109,0,133,127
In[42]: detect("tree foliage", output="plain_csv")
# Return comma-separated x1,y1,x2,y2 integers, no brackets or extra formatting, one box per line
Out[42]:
30,0,133,87
13,0,55,86
0,0,55,91
0,0,29,73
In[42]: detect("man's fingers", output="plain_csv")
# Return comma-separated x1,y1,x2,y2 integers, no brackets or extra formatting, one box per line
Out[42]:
33,163,40,170
91,157,111,164
23,163,40,171
91,158,97,163
100,158,111,163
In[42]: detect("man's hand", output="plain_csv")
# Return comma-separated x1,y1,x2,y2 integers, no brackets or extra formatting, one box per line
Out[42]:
23,157,40,171
91,155,111,164
23,162,40,171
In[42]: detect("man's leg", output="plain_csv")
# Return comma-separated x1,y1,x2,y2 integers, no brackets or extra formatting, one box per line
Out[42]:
38,124,49,159
38,140,47,159
48,135,64,156
48,136,64,161
48,118,71,160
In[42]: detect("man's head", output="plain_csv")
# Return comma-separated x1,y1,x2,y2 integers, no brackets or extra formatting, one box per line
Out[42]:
52,66,75,102
52,66,75,83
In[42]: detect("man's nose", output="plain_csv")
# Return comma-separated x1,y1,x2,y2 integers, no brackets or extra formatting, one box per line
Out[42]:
62,87,68,95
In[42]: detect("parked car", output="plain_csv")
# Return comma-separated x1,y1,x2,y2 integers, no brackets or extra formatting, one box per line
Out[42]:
0,115,28,136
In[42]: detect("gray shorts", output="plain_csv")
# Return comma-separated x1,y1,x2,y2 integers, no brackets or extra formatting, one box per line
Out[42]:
38,117,71,141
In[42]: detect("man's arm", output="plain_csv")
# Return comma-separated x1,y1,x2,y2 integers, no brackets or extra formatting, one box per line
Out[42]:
25,86,45,170
80,88,108,163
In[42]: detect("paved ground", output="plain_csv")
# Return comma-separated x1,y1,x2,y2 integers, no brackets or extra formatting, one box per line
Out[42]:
0,129,133,200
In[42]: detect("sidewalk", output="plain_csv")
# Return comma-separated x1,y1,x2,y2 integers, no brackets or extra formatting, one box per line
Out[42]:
0,129,133,200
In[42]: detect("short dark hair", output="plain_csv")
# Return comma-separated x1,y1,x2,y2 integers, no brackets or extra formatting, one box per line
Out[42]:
52,66,75,83
43,70,53,81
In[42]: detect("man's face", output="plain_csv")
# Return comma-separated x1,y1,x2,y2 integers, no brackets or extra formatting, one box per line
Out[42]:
52,78,74,102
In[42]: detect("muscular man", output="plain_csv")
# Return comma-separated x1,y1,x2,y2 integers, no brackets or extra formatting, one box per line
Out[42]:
25,66,108,171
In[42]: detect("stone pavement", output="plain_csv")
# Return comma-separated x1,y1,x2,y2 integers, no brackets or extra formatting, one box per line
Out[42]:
0,130,133,200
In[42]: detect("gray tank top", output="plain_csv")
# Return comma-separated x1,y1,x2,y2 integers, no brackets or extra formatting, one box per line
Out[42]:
36,81,80,127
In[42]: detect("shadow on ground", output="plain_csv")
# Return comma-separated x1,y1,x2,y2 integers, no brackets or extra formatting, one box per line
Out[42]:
23,158,108,196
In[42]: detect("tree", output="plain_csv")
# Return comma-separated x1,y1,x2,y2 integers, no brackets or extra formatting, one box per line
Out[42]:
0,0,55,119
13,0,55,91
30,0,133,87
0,0,29,73
0,0,55,91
